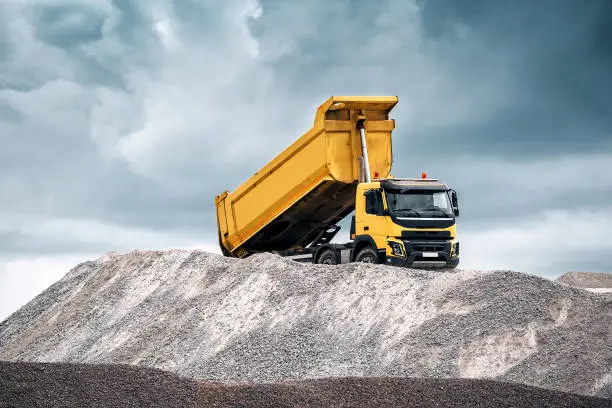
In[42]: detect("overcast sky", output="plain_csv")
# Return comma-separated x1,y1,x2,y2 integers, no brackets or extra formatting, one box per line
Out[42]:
1,0,611,320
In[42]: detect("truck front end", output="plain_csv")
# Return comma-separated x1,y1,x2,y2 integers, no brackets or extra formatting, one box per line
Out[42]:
382,177,459,268
352,176,460,269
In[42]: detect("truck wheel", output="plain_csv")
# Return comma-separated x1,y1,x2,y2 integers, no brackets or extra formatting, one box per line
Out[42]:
355,247,378,264
317,249,337,265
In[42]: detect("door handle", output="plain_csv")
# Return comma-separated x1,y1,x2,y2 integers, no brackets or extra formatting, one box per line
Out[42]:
364,226,369,231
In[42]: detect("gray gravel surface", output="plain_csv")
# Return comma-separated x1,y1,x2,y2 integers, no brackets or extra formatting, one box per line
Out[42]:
2,361,610,408
557,272,612,291
0,250,610,398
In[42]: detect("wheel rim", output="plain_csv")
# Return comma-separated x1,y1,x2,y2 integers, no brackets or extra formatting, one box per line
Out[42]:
321,257,335,265
361,255,376,263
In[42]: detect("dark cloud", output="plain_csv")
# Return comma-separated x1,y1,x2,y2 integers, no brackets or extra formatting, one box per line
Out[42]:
248,0,612,159
412,0,612,155
32,4,106,48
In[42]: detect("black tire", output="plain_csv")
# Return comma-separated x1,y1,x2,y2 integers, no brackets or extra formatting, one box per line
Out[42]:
355,247,379,264
317,249,337,265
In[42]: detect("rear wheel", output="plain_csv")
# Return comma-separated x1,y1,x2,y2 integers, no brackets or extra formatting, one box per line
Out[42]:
355,247,379,264
317,249,337,265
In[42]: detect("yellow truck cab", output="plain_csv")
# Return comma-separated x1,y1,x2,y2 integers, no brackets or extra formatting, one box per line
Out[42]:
215,96,460,268
347,178,459,268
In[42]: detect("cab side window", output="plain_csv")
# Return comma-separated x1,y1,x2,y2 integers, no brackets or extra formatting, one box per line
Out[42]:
365,190,384,215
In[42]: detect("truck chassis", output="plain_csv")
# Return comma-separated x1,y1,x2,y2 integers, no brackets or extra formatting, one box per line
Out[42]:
276,221,459,269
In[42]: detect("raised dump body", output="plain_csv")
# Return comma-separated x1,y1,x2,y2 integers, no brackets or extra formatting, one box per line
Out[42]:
215,96,398,258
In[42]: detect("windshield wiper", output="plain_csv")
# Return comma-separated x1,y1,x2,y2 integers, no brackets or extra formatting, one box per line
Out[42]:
393,208,421,217
422,206,452,217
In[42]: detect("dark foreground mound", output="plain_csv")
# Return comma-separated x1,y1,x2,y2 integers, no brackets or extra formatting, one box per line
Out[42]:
1,361,609,408
0,361,199,408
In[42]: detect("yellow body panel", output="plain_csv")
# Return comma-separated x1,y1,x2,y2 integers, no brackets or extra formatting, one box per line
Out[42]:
216,96,398,256
354,182,389,249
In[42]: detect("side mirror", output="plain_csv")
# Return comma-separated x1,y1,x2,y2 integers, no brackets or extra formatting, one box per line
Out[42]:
450,190,459,217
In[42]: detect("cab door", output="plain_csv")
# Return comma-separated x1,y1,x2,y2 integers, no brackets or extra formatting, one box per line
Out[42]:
356,188,388,249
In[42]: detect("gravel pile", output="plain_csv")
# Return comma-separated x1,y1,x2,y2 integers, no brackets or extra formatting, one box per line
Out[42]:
0,361,200,408
557,272,612,295
0,250,610,398
2,361,610,408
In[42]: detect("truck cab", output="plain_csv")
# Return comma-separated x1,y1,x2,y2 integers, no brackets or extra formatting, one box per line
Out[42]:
346,177,460,268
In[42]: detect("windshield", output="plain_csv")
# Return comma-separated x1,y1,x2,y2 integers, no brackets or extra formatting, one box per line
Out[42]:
385,190,452,217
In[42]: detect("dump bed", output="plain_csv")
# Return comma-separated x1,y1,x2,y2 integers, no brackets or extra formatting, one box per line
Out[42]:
215,96,398,257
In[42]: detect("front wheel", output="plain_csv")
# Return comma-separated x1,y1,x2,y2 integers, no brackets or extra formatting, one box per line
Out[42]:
355,247,379,264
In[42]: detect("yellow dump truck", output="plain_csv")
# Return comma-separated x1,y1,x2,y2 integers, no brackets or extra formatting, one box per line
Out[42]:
215,96,460,268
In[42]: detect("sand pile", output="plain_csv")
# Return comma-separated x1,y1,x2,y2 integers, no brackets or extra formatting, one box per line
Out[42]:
0,250,610,398
2,361,609,408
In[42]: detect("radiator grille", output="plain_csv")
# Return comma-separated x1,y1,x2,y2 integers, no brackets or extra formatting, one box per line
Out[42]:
401,231,451,241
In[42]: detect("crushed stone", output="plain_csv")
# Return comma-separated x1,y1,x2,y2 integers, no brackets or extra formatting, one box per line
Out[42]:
0,250,610,398
2,361,610,408
557,272,612,295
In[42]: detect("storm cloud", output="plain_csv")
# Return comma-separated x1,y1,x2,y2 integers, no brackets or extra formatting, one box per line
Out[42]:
1,0,611,319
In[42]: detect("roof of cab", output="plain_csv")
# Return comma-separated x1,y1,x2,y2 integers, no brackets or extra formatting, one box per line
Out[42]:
379,178,449,191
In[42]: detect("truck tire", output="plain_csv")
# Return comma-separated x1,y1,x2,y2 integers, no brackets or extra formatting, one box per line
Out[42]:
317,249,337,265
355,247,378,264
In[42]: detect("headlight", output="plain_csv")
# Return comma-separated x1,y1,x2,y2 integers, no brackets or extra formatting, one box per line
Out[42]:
388,241,405,257
453,242,460,257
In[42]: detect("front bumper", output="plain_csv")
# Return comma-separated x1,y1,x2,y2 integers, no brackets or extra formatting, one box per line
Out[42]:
386,240,459,268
